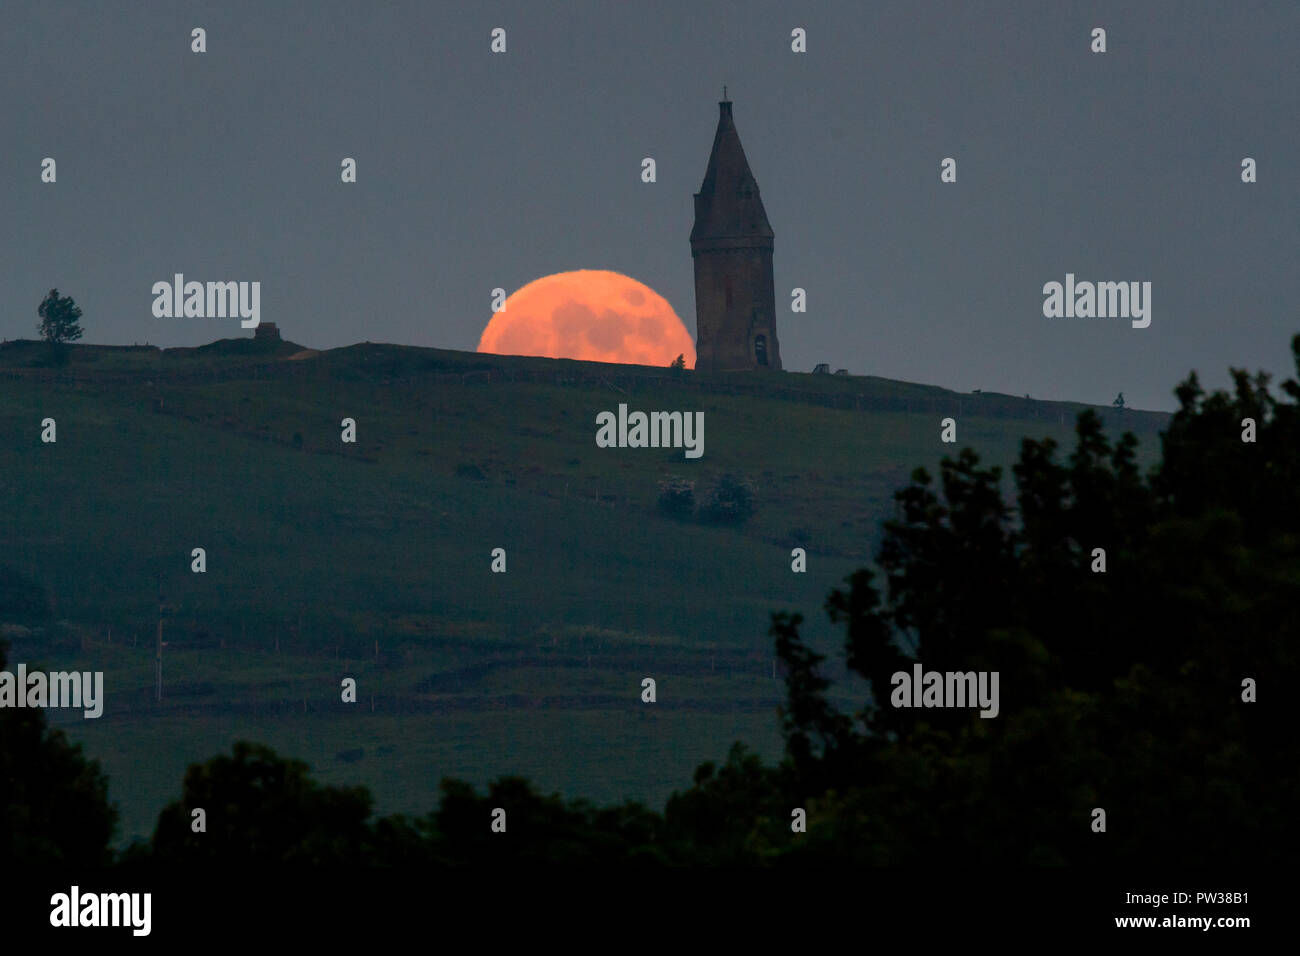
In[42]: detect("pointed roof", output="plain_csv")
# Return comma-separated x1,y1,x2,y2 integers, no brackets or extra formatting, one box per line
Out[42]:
690,99,773,244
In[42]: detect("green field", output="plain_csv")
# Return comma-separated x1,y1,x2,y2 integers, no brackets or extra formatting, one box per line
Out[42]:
0,338,1169,843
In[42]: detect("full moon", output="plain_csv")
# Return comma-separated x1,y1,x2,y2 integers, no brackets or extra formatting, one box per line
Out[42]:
477,270,696,367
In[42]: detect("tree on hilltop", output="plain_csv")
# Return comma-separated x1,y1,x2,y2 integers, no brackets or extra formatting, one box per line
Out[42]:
37,289,84,346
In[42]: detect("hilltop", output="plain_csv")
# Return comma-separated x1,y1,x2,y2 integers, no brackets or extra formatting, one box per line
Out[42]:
1,335,1167,421
0,338,1169,842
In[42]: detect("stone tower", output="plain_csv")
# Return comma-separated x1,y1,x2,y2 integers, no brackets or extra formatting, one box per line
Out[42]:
690,97,781,371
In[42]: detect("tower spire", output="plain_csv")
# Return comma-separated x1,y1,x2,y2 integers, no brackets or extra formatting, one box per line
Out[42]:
690,99,771,243
689,97,781,372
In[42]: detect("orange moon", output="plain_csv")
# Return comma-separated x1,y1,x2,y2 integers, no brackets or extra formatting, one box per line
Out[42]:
477,270,696,367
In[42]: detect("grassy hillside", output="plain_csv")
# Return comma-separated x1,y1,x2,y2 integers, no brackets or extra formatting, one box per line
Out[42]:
0,338,1169,843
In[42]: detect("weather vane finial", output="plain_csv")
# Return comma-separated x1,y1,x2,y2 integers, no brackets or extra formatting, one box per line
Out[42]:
723,84,727,100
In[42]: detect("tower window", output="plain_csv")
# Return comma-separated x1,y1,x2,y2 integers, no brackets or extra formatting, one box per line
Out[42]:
755,334,768,366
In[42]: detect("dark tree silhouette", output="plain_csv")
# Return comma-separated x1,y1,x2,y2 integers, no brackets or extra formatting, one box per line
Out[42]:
37,288,84,345
0,637,118,865
148,741,374,865
141,744,668,866
753,336,1300,865
431,776,666,864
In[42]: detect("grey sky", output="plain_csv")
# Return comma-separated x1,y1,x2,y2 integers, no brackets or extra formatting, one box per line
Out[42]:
3,0,1296,410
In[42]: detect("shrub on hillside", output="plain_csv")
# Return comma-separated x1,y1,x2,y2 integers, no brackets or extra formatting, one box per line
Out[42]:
657,477,695,519
697,473,756,525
